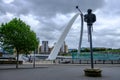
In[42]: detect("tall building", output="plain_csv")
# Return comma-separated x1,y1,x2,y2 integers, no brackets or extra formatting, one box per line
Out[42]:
41,41,49,53
59,41,68,53
39,41,68,54
53,41,68,54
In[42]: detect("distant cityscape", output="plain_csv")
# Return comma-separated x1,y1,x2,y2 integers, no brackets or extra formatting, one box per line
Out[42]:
37,41,68,55
1,40,120,56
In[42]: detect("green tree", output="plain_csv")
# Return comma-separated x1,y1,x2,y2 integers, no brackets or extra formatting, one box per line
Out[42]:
0,18,39,68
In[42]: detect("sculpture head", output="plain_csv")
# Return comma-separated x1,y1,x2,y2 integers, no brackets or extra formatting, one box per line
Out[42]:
87,9,92,14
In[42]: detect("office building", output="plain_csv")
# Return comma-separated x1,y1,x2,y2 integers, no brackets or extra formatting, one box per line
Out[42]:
41,41,49,53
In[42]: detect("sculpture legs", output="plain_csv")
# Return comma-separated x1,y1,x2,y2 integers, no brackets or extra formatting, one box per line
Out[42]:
88,25,94,69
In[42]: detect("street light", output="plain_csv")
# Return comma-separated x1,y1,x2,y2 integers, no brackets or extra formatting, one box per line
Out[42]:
76,6,84,57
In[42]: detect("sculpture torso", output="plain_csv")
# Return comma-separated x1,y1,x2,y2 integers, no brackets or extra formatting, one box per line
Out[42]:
84,10,96,26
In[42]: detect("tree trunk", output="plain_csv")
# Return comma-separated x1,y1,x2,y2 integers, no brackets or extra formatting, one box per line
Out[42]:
16,51,19,68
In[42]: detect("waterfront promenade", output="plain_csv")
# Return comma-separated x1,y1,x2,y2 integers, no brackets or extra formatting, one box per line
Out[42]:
0,63,120,80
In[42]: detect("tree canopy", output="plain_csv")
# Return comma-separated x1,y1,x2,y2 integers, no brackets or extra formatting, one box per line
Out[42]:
0,18,39,53
0,18,39,68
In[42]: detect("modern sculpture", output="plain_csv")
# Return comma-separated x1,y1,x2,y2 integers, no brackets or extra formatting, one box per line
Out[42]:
83,9,102,77
84,9,96,69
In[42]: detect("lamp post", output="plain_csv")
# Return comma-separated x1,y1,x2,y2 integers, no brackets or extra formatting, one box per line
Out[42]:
33,49,36,68
76,6,84,59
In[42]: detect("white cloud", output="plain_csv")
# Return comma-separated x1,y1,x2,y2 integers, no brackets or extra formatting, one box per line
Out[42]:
51,13,70,26
20,14,40,30
0,12,15,23
0,0,120,49
2,0,14,4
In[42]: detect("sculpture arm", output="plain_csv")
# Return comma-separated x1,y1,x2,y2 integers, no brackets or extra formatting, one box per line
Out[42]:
84,15,87,22
93,14,96,23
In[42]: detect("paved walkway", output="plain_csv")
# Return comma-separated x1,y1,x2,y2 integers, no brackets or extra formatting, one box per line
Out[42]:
0,64,120,80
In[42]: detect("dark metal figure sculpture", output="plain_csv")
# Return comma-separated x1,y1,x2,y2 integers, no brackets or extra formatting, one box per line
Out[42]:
84,9,96,26
84,9,96,69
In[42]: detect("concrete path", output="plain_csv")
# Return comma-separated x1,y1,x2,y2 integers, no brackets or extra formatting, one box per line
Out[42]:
0,64,120,80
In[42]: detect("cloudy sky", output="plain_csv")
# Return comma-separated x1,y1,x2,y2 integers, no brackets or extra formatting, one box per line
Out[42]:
0,0,120,49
